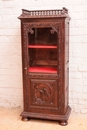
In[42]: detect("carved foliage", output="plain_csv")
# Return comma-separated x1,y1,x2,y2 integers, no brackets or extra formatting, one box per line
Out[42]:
33,83,52,104
30,80,57,106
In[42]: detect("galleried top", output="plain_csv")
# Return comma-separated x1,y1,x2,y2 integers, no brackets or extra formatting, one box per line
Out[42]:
18,7,70,19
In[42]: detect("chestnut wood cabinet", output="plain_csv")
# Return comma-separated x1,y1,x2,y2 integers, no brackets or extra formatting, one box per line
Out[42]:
18,7,71,126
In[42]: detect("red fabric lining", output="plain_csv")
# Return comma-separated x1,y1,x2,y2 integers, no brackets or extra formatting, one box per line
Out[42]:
29,67,57,73
28,45,57,48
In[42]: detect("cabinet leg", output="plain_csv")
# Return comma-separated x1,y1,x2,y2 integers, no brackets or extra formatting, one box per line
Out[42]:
59,120,68,126
21,117,30,121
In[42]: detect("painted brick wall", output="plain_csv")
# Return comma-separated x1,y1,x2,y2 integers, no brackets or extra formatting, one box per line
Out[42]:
0,0,87,114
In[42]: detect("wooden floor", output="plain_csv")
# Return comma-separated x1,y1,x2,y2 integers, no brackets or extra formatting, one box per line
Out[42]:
0,107,87,130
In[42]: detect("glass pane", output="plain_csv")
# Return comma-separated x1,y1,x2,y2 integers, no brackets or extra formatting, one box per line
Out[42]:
28,27,57,46
28,27,58,73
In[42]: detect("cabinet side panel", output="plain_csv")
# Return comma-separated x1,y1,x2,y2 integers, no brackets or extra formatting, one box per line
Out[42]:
64,19,70,111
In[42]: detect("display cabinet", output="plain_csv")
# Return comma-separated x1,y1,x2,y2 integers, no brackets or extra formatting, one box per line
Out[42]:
18,7,71,126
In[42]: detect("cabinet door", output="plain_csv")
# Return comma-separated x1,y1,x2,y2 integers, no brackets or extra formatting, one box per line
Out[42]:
26,79,62,115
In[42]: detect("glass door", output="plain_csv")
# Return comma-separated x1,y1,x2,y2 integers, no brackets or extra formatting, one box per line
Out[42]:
28,27,58,73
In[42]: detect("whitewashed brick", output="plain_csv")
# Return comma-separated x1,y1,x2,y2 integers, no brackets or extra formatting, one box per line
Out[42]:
69,50,73,57
71,12,84,20
0,1,2,8
0,88,23,108
69,99,73,104
8,36,21,43
3,29,20,35
0,47,21,56
72,86,82,93
70,79,83,86
0,16,2,21
69,85,73,92
69,65,78,72
82,72,87,78
83,28,87,35
62,0,85,5
81,109,87,114
78,65,87,72
85,101,87,108
9,22,20,29
81,93,87,99
75,20,87,28
83,58,87,64
0,68,22,76
85,13,87,19
70,57,83,64
73,99,79,104
0,55,22,64
70,35,87,43
82,36,87,42
72,5,86,12
79,100,85,105
2,15,18,22
3,1,18,8
72,108,81,114
77,104,85,109
0,22,10,29
41,0,58,7
0,36,9,43
70,28,84,35
83,86,87,93
0,8,12,15
70,72,82,79
83,43,87,50
12,8,22,15
69,43,83,51
69,92,73,98
72,50,83,57
70,21,75,28
0,29,3,35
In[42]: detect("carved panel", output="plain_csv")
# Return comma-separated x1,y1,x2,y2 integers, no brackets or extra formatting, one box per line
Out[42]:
30,79,58,107
23,22,60,34
33,83,53,104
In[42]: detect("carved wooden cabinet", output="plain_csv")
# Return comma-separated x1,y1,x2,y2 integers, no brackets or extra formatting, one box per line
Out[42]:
18,7,71,126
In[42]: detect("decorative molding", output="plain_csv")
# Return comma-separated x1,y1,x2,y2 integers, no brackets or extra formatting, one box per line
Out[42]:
18,8,69,19
28,74,58,79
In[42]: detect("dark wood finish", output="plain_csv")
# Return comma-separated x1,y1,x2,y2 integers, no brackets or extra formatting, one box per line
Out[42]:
18,7,71,126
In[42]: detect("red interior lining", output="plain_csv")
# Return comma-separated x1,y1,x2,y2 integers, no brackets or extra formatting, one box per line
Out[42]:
29,67,57,73
28,45,57,48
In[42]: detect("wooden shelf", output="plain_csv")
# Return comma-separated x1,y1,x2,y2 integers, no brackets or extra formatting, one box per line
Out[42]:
29,67,57,73
28,45,57,49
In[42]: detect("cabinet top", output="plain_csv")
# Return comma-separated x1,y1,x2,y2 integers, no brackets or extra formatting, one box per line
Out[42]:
18,7,70,19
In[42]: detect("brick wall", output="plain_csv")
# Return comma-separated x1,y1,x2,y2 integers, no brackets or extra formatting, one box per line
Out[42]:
0,0,87,114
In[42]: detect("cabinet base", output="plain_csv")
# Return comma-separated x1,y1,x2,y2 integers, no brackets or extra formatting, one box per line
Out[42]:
59,120,68,126
20,106,71,126
22,117,30,121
